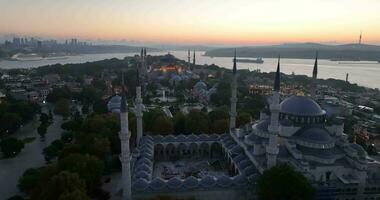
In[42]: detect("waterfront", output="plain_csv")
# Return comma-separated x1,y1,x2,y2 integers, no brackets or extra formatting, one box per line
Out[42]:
0,51,379,89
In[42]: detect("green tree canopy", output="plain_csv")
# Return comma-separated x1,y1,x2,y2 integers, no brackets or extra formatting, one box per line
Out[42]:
39,171,88,200
151,115,174,135
0,137,25,158
257,164,314,200
58,154,104,193
185,110,209,134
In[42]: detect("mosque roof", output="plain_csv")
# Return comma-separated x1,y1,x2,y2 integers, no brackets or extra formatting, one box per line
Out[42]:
280,96,326,116
194,81,207,89
256,120,270,132
232,174,249,186
183,176,199,189
216,175,232,187
295,127,334,145
133,178,149,191
149,178,166,190
199,176,216,188
167,177,183,189
135,171,150,180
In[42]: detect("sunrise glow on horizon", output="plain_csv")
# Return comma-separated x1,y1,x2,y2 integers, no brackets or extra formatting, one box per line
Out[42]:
1,0,380,45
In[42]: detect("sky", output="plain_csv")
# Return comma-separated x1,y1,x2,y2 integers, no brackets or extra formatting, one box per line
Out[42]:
1,0,380,45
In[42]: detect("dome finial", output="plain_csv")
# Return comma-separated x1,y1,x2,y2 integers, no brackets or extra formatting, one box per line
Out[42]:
274,55,281,91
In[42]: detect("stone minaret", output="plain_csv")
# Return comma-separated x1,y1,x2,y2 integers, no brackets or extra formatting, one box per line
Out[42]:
187,49,191,71
229,49,238,130
135,69,143,147
266,56,280,169
311,51,318,99
119,73,132,199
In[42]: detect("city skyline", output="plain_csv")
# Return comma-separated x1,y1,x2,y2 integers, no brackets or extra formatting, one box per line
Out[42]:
1,0,380,45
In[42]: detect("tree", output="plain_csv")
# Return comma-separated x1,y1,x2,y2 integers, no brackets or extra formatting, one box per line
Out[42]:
257,164,314,200
185,110,209,134
0,137,25,158
54,99,70,117
210,119,229,134
151,115,174,135
93,99,107,114
173,113,186,134
37,123,48,138
39,113,49,124
39,171,88,200
57,190,90,200
58,154,104,193
236,112,252,128
43,140,64,162
0,113,22,134
46,88,72,103
18,168,42,194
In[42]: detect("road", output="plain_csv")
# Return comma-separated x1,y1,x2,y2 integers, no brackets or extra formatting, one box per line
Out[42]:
0,115,64,199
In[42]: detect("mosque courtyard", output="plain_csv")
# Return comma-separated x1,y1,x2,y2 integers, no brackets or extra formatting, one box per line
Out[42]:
153,158,231,180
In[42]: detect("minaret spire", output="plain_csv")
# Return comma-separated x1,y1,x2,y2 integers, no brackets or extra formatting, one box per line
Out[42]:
311,51,318,99
119,72,132,199
267,57,280,169
192,50,196,70
229,49,238,130
188,49,191,71
274,55,281,92
135,67,144,147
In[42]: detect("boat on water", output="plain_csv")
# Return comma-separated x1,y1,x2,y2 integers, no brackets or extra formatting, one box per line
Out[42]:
236,57,264,64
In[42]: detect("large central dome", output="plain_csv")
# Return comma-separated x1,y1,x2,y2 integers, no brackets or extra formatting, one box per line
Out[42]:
280,96,325,116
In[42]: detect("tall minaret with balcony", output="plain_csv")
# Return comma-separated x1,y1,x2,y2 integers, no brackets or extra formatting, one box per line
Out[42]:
266,56,281,169
192,50,196,70
187,49,191,71
311,51,318,99
229,49,238,130
135,69,144,147
119,73,131,199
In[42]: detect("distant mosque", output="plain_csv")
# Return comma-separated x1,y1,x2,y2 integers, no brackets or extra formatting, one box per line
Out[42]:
113,49,380,200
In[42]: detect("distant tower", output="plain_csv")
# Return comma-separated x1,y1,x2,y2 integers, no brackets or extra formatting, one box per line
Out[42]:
135,69,144,147
346,73,349,83
187,49,191,71
267,56,280,169
192,50,196,70
359,31,362,45
311,51,318,99
139,48,147,94
229,49,238,130
119,73,132,199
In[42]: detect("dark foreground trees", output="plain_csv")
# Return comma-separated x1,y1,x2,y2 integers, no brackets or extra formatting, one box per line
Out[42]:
256,164,314,200
0,137,25,158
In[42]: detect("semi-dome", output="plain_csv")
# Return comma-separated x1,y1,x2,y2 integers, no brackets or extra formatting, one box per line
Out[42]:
294,127,335,149
280,96,325,116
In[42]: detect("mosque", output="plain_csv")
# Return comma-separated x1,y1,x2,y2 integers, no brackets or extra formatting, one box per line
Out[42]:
115,50,380,200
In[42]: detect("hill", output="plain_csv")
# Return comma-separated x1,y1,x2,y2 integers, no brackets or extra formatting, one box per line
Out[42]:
205,43,380,61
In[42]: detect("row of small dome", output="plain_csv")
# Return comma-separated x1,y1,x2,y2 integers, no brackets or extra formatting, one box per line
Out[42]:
134,138,155,181
152,134,222,143
132,174,249,192
221,136,258,177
